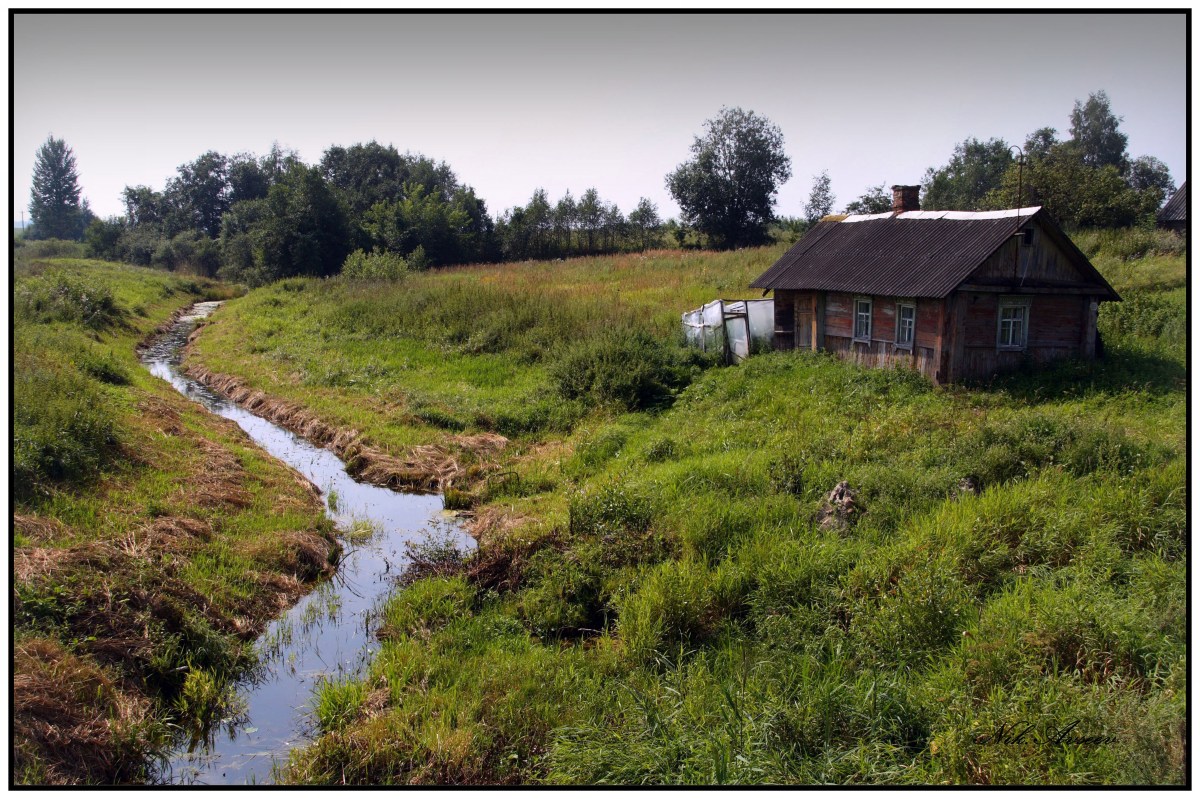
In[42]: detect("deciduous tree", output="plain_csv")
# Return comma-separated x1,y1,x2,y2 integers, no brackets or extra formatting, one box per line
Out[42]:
166,151,230,237
803,170,835,224
255,164,351,282
844,184,892,214
922,138,1013,211
665,107,792,248
1126,155,1175,207
121,185,166,228
1023,127,1058,162
1070,90,1128,171
628,198,662,251
577,188,603,254
553,191,577,255
983,146,1149,229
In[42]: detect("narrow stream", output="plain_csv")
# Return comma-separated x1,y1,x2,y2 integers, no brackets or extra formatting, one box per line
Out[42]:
140,301,475,785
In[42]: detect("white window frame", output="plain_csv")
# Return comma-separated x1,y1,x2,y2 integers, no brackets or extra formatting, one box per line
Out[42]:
997,297,1031,351
853,297,873,343
895,302,916,350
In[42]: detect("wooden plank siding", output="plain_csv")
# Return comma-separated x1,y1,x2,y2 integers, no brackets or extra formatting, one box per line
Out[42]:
773,289,796,350
759,213,1113,384
968,225,1091,287
951,292,1091,380
769,286,1100,384
822,292,942,380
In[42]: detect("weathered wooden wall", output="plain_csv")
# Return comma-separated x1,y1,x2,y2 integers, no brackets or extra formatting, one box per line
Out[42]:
773,290,796,350
949,291,1092,381
822,292,943,380
764,217,1108,383
968,224,1086,287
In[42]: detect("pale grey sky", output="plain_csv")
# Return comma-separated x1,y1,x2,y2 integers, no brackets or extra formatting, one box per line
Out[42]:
12,12,1189,225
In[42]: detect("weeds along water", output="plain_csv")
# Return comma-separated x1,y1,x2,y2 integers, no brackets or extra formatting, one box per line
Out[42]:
140,303,475,785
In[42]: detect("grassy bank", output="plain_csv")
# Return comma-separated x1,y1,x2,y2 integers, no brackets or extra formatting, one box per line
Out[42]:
183,233,1185,784
12,259,339,784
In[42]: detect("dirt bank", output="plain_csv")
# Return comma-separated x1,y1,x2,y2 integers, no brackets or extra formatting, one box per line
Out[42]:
182,363,508,496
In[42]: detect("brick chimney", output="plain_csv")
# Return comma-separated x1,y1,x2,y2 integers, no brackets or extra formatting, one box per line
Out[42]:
891,185,921,213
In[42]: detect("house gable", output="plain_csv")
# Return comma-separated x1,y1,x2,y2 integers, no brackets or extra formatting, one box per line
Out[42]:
959,215,1116,296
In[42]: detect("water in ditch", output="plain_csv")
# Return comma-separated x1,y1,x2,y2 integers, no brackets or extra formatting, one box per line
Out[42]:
140,301,475,785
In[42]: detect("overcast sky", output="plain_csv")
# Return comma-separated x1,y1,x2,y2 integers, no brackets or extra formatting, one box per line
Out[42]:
12,12,1189,225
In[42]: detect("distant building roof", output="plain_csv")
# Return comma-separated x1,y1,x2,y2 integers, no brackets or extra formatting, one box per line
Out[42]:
1157,181,1187,225
751,207,1117,300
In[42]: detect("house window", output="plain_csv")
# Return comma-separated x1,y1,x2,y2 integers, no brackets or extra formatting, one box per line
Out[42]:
997,299,1030,350
895,303,916,349
853,297,872,342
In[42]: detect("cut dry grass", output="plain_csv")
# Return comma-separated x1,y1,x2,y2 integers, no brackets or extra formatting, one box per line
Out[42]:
13,638,162,785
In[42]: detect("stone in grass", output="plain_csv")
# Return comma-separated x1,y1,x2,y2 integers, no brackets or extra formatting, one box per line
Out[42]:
952,475,981,499
817,480,860,532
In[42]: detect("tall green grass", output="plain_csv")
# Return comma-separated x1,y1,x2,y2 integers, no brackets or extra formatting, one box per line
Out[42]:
183,236,1185,785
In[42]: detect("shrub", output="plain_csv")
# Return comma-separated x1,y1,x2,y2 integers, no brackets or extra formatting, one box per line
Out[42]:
1099,290,1186,342
549,330,703,412
1071,227,1186,262
113,226,165,266
404,245,430,271
13,238,88,260
84,218,125,261
158,231,222,276
341,249,411,280
15,272,125,330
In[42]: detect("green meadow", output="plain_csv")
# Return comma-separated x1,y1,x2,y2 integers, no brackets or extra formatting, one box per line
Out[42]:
179,232,1186,785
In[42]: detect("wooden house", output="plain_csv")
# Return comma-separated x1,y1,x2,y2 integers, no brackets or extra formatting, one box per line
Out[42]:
750,186,1120,384
1156,181,1187,233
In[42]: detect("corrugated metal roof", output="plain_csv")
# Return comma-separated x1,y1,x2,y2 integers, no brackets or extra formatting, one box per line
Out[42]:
751,207,1115,299
1157,181,1187,223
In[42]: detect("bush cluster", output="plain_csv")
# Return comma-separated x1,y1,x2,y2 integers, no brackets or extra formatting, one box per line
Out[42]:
1072,226,1186,262
14,238,89,260
1100,290,1186,342
549,330,706,412
15,272,125,330
341,247,425,280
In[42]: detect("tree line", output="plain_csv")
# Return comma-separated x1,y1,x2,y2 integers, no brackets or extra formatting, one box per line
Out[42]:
27,138,670,286
496,188,662,261
25,89,1178,286
829,90,1176,228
